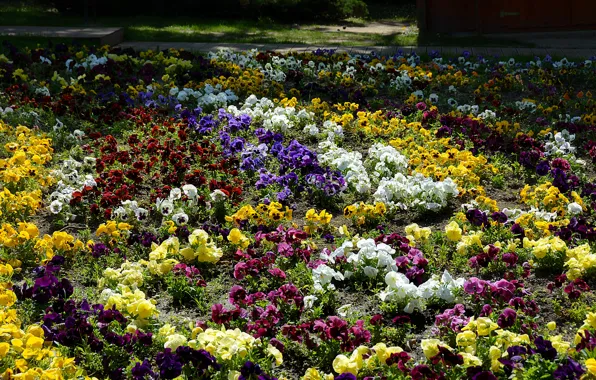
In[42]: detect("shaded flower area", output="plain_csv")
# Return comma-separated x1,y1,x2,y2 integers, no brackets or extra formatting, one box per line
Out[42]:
0,42,596,379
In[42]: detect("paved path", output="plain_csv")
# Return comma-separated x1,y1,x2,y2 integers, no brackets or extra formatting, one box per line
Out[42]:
0,26,124,45
298,21,412,36
117,41,596,58
486,30,596,49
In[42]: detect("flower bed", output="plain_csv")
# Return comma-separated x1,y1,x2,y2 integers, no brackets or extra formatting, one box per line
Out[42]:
0,42,595,378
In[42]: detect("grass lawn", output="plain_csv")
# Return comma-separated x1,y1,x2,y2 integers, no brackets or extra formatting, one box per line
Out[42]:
0,2,532,48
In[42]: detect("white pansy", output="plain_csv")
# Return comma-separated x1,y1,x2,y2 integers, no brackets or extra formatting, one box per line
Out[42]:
374,173,459,211
113,207,128,220
49,200,63,214
226,96,314,133
210,189,228,202
363,266,379,278
171,212,189,226
312,264,344,291
337,304,355,318
156,198,174,216
303,124,319,135
169,188,182,200
303,295,318,310
135,208,149,221
568,202,583,216
182,184,198,199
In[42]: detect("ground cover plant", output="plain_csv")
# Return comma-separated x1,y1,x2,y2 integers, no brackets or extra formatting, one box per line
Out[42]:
0,42,595,379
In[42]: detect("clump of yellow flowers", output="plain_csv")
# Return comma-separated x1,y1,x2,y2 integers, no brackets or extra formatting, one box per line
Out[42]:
188,327,283,368
227,228,250,249
0,123,54,189
331,343,404,376
514,212,569,240
226,202,293,227
96,221,133,240
523,235,566,260
409,146,496,190
180,229,223,264
0,222,85,264
100,285,158,325
0,122,55,221
520,182,583,216
0,188,42,222
304,208,332,234
405,223,432,246
456,231,484,256
343,202,386,227
142,237,180,275
445,221,463,242
565,243,596,280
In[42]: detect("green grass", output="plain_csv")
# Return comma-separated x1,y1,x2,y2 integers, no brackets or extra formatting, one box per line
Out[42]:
0,2,532,48
122,21,419,47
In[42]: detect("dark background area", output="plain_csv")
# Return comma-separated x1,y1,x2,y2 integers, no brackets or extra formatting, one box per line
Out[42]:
0,0,419,22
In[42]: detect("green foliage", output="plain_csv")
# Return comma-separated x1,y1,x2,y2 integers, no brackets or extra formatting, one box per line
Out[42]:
165,273,207,309
491,174,505,189
520,355,559,380
568,294,596,324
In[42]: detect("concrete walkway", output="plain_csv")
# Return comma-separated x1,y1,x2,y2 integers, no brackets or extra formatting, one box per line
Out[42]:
0,26,124,45
117,41,596,58
486,30,596,50
2,25,594,58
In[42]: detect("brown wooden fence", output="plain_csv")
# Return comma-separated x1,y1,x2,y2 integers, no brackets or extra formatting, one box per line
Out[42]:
417,0,596,33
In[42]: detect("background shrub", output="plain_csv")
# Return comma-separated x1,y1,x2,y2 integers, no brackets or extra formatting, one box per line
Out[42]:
31,0,368,21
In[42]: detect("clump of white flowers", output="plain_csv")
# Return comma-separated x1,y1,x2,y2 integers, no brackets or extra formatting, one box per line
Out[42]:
66,54,108,71
379,270,465,313
374,173,459,210
319,237,398,281
389,70,412,92
304,120,344,142
374,174,459,211
154,186,200,225
113,200,149,222
208,48,261,69
226,95,315,133
319,142,371,193
310,235,465,313
544,130,576,156
320,141,459,211
170,83,238,109
48,156,97,218
365,143,409,183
